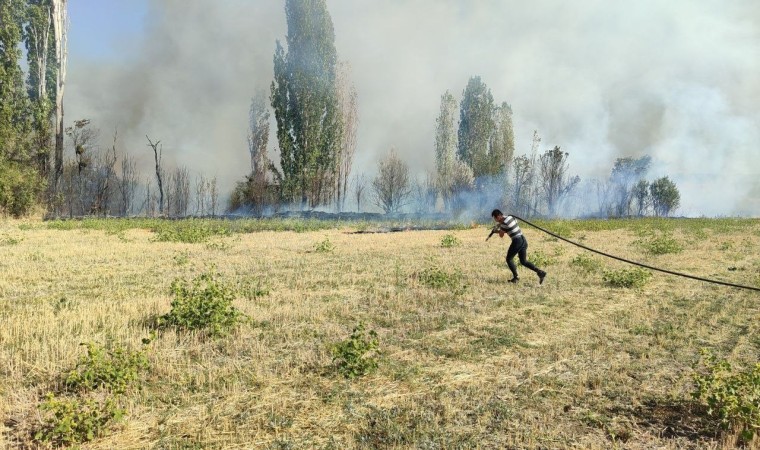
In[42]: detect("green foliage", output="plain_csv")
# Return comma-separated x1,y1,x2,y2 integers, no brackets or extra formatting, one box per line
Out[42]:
173,251,190,266
520,250,555,267
158,272,244,336
635,232,684,255
570,253,602,274
602,267,652,288
271,0,341,207
35,393,124,446
0,162,43,217
0,233,22,245
415,266,467,294
332,323,380,379
650,176,681,217
152,221,231,243
458,76,495,178
693,351,760,442
440,233,461,248
64,343,149,395
235,277,270,300
315,237,335,253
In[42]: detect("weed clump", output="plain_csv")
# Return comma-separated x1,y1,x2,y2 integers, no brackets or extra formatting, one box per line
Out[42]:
34,342,149,446
152,221,231,243
693,351,760,442
158,272,244,336
64,343,149,395
35,394,124,446
440,234,461,248
635,232,684,255
522,250,555,267
315,237,335,253
415,266,467,294
332,323,380,379
602,267,652,288
571,253,602,274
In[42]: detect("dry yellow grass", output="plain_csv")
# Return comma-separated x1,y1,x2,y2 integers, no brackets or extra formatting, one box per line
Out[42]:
0,218,759,449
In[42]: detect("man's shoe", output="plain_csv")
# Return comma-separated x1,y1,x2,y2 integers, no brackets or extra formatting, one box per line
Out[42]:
508,277,519,283
538,271,547,285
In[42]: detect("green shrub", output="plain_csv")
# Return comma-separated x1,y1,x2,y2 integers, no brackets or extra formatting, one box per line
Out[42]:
602,267,652,288
440,234,461,248
332,323,380,379
152,222,231,243
0,234,22,245
35,393,124,445
521,250,555,267
315,237,335,253
636,233,684,255
415,266,467,294
64,343,149,395
693,351,760,442
158,272,244,336
0,162,43,217
571,253,602,274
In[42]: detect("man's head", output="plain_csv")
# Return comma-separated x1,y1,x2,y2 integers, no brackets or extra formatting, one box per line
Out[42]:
491,209,504,222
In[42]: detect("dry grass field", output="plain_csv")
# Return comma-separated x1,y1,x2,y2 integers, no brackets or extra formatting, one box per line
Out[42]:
0,217,759,449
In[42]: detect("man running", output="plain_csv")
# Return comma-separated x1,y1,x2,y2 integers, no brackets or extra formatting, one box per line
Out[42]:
490,209,547,284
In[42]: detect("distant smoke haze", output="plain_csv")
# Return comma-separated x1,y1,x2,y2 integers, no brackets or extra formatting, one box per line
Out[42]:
67,0,760,216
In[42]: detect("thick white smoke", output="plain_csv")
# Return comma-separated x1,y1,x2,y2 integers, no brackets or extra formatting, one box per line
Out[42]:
66,0,760,216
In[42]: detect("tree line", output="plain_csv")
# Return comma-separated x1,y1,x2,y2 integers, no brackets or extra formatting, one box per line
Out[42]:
1,0,680,219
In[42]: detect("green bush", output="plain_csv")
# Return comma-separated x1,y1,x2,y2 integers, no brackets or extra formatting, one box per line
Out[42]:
332,323,380,379
635,233,684,255
0,162,43,217
521,250,556,267
315,237,335,253
152,222,231,243
35,393,124,445
571,253,602,274
440,234,461,248
64,343,149,395
693,351,760,442
158,272,244,336
415,266,467,294
602,267,652,288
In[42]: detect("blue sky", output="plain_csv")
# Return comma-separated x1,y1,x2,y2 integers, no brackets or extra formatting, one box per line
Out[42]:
68,0,147,60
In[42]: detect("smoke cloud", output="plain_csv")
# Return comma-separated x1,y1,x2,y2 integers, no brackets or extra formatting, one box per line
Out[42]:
67,0,760,216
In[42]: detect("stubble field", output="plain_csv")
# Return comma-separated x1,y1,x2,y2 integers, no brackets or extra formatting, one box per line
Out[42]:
0,217,758,449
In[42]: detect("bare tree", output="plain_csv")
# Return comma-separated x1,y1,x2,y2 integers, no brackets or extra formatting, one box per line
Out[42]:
593,178,613,217
119,153,139,216
210,176,218,217
512,155,533,217
538,146,580,217
171,166,191,217
412,173,438,214
372,149,412,214
195,174,207,216
146,136,164,215
91,131,118,216
65,119,98,215
335,62,359,211
246,93,271,214
353,173,367,212
51,0,68,195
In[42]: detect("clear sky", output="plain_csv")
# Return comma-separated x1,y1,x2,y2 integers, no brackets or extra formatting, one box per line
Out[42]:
68,0,147,61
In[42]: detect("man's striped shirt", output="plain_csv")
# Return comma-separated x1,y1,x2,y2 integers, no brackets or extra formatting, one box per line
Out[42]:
498,215,523,239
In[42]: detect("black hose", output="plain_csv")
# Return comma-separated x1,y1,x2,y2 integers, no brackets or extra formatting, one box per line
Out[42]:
512,215,760,293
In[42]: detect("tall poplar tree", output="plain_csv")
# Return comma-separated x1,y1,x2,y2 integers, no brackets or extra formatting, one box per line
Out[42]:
0,0,40,216
458,76,495,181
270,0,341,208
